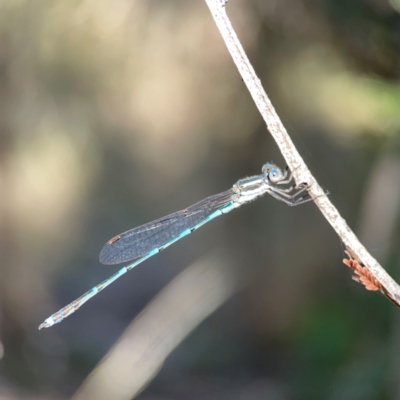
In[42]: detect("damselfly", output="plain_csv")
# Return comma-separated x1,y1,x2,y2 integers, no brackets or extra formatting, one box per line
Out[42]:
39,163,315,329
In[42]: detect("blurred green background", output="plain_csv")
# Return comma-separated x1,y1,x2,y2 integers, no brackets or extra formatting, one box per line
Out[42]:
1,0,400,399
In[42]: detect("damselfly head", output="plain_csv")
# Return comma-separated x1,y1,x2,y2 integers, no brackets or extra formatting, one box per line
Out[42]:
262,163,283,183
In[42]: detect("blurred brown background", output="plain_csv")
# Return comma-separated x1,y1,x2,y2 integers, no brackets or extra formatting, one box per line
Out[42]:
1,0,400,399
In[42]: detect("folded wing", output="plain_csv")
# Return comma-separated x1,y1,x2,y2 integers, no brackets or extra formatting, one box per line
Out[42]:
99,189,233,265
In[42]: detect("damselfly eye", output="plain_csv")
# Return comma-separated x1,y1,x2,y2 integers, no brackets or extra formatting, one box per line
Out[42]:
262,162,273,175
269,168,282,183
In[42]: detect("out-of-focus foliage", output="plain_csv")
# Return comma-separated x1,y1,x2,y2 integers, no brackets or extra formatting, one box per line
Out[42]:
0,0,399,399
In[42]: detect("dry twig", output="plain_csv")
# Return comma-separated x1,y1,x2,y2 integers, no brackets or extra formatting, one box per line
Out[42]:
205,0,400,306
